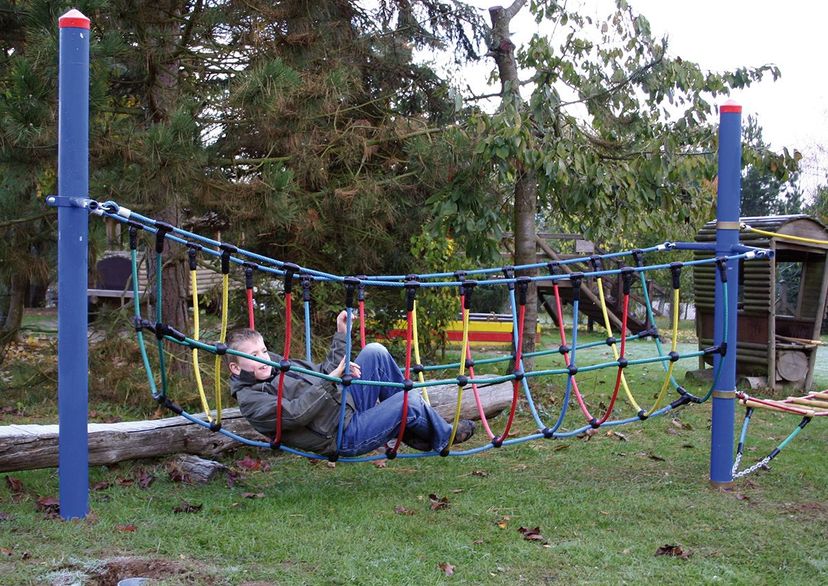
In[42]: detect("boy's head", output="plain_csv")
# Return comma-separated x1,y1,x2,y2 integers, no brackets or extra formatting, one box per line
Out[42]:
226,328,273,381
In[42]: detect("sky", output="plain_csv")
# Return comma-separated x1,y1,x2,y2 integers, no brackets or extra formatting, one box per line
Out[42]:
456,0,827,198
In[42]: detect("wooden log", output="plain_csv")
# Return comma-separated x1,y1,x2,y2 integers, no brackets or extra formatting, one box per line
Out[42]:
0,377,514,472
167,454,227,483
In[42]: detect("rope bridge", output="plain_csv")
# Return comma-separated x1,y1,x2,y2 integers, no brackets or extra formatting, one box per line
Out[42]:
90,200,772,463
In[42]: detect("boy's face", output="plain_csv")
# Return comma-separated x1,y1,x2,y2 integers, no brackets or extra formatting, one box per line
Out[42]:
229,336,273,381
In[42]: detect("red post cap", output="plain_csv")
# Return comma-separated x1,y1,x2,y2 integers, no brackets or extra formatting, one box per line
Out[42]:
720,99,742,113
59,9,90,30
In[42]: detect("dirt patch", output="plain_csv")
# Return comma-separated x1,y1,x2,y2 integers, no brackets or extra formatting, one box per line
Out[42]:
784,501,828,520
50,556,221,585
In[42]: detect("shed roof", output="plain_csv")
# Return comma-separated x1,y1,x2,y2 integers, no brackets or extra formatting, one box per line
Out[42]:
696,214,828,250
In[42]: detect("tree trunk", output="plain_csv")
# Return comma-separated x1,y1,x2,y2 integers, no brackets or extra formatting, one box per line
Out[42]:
0,379,515,472
0,274,26,359
488,1,538,365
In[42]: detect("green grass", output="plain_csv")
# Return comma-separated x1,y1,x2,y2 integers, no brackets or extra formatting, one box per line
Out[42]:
2,312,828,584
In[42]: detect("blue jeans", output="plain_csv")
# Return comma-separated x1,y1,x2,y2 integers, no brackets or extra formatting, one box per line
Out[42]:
339,343,452,456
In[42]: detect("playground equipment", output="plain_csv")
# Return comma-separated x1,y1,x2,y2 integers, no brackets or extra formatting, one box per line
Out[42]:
694,215,828,390
47,9,801,522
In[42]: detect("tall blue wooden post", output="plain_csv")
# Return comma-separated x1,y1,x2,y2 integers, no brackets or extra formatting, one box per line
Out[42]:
710,100,742,487
51,8,91,519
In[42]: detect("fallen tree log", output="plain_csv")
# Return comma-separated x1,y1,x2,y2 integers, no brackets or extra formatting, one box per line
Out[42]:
0,377,514,472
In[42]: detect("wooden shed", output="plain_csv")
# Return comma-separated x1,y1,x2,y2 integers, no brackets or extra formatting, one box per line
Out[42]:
694,215,828,390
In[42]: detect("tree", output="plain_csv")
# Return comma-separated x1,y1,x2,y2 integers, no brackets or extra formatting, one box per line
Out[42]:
740,116,802,217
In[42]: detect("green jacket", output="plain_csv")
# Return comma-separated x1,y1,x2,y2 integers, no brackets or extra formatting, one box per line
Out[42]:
229,332,355,455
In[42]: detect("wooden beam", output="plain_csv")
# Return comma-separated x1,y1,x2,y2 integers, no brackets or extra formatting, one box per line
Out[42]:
534,236,624,331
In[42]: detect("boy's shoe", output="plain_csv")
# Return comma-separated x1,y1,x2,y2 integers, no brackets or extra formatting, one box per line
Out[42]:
452,419,476,445
403,434,434,452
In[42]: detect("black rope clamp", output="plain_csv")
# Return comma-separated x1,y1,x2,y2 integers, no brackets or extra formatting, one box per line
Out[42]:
455,270,467,296
219,243,237,275
589,255,603,273
516,276,530,306
154,221,174,254
462,280,477,309
569,273,583,301
214,342,227,355
403,379,414,392
668,351,680,362
502,266,515,290
456,375,468,387
279,359,291,372
244,263,257,290
547,261,560,275
631,249,644,268
341,374,353,387
154,321,186,342
670,262,683,290
412,364,424,375
621,267,634,295
343,277,360,308
404,277,419,312
187,245,200,271
128,223,142,251
161,397,183,416
464,358,475,369
301,276,313,302
715,256,728,283
283,262,300,295
356,275,367,302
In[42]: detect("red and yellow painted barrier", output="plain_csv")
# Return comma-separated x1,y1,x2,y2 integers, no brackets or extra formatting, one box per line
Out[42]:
384,314,541,347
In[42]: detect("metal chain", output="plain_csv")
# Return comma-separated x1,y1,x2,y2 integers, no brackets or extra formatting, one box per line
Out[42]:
732,455,771,479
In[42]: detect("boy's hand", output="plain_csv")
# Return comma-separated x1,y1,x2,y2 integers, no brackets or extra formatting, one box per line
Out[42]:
336,310,349,333
331,356,361,379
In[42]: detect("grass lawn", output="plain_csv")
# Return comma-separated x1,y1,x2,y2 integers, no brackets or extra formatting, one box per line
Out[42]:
1,310,827,585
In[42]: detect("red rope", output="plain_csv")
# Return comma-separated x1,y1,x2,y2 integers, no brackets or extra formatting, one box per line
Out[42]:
595,292,629,426
552,283,593,422
274,292,293,445
358,299,366,349
246,288,255,330
497,302,525,443
388,310,413,455
465,292,495,439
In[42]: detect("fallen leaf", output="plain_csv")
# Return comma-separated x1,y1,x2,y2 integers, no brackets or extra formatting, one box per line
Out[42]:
167,464,191,484
373,459,387,469
325,461,336,469
429,494,450,511
473,539,484,545
606,430,628,442
135,468,155,489
671,418,692,430
35,496,60,518
471,470,489,477
116,524,137,532
451,488,464,494
173,500,203,514
648,453,665,462
0,547,12,557
655,544,691,559
237,455,266,471
241,492,265,499
115,477,134,487
91,481,111,491
226,470,240,488
734,493,750,501
552,444,570,452
578,428,599,441
21,551,31,560
394,505,416,516
5,476,24,495
0,512,13,522
518,526,547,544
438,562,455,576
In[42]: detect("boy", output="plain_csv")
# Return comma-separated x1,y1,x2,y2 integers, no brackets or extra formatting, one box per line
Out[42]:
227,311,475,457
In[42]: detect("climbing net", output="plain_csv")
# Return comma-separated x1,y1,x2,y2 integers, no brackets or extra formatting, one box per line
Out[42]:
93,200,773,463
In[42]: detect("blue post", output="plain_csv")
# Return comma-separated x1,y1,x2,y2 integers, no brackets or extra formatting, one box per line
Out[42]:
50,8,91,519
710,101,742,487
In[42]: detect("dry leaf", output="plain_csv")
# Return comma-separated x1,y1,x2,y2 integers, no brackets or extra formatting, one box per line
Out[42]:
35,496,60,518
116,524,137,532
655,544,691,559
518,526,547,544
241,492,265,499
373,459,387,469
451,488,464,494
91,481,111,491
0,512,13,522
172,501,203,514
236,455,266,471
5,477,24,495
553,444,570,452
135,468,155,489
471,470,489,477
438,562,455,576
606,430,628,442
429,494,450,511
394,505,416,516
0,547,12,557
671,418,692,430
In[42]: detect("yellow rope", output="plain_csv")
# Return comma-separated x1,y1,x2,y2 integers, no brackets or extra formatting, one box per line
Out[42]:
190,269,212,421
595,277,641,412
742,223,828,245
645,288,680,417
447,305,470,447
411,299,429,404
213,273,230,425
